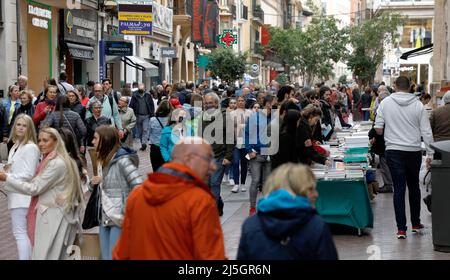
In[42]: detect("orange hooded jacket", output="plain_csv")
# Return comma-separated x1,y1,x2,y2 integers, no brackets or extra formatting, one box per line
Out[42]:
113,162,226,260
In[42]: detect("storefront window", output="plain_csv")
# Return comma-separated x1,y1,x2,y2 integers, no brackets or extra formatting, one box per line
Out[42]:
399,64,417,84
420,64,429,92
399,18,432,49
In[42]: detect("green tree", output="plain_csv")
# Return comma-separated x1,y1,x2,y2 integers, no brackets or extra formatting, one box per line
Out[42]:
346,12,405,87
206,48,247,83
268,16,348,85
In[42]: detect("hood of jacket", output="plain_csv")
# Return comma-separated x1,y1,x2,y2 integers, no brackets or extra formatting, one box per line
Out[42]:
142,162,213,206
257,189,316,239
110,146,139,166
389,92,418,106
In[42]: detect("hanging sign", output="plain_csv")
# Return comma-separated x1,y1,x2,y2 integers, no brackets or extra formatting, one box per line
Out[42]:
217,29,238,48
119,4,153,36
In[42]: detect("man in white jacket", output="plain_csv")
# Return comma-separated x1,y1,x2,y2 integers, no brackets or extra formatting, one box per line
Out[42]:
374,76,434,240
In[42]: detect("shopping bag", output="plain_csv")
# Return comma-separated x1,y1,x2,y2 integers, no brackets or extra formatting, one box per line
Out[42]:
70,233,101,260
0,142,8,161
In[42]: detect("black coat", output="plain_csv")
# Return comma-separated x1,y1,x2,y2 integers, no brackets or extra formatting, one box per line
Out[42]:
296,119,327,165
368,127,386,155
129,91,155,117
70,102,86,123
10,102,35,129
85,116,111,147
271,110,300,170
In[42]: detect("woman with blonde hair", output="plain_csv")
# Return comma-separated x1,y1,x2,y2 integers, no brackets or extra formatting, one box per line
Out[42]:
2,114,40,260
237,163,337,260
0,127,83,260
90,125,143,260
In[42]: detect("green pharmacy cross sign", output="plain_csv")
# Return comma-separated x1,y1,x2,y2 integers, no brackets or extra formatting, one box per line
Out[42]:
217,29,237,48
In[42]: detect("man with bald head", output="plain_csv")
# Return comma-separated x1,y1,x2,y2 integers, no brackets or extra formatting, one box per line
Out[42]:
113,137,226,260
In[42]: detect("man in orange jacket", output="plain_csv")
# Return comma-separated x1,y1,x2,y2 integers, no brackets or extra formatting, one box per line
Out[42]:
113,137,226,260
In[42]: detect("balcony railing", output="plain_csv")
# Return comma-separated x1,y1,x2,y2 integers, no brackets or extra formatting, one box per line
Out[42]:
253,42,264,56
253,6,264,22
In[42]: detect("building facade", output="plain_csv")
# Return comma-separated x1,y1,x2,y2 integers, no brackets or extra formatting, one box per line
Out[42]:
373,0,435,90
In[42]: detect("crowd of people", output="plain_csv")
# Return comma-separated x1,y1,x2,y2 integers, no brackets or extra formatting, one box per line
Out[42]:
0,72,448,260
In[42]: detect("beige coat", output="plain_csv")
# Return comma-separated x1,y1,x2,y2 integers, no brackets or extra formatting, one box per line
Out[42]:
119,107,137,147
5,157,80,260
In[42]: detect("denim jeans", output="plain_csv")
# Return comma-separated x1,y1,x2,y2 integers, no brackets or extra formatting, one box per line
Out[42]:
385,150,422,231
231,147,248,185
208,156,226,214
362,111,370,121
99,225,122,260
136,115,150,144
249,155,271,208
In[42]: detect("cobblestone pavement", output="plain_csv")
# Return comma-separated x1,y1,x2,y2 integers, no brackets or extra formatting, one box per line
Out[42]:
1,141,449,260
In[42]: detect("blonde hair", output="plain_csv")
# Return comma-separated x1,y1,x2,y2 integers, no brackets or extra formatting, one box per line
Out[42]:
263,163,316,197
20,89,34,102
10,114,37,145
39,128,83,212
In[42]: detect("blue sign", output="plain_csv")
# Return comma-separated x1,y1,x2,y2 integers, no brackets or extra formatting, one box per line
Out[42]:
99,40,105,81
119,21,152,35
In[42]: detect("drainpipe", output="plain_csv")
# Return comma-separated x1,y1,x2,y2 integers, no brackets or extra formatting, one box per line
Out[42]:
16,0,21,76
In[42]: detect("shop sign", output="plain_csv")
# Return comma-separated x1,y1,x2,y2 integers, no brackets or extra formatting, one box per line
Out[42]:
152,2,173,33
64,9,97,46
190,0,218,47
399,66,414,72
67,43,94,60
105,41,133,56
161,47,177,58
119,4,153,36
28,4,51,30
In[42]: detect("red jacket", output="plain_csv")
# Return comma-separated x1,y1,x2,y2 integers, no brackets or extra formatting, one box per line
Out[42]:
113,162,226,260
33,101,55,127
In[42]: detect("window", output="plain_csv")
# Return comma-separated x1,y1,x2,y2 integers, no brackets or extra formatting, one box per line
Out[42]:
399,18,433,49
231,4,236,19
242,5,248,20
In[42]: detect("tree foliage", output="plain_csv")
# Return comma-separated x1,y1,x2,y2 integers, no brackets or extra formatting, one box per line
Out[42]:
268,16,348,85
346,12,405,87
206,48,247,83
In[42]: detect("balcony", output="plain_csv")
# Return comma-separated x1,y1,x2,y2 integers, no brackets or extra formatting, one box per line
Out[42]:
252,42,264,59
172,3,191,30
252,6,264,25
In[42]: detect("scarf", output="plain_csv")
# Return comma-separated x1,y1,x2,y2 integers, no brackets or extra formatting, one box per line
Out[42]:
27,151,57,246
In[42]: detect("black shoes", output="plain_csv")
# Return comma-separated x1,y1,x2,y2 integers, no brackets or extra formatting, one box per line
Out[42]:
378,185,393,193
140,144,147,151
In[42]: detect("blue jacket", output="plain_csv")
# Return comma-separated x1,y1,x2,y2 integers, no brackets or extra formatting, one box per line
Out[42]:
237,189,338,260
159,123,192,162
244,111,272,155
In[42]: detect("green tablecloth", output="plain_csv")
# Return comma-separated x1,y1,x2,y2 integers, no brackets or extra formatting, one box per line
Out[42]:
315,179,373,230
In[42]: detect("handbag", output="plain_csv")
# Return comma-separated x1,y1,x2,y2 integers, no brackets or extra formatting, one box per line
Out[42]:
82,185,100,230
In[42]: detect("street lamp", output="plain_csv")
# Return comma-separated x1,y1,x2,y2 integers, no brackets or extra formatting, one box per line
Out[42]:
394,47,402,76
395,47,402,60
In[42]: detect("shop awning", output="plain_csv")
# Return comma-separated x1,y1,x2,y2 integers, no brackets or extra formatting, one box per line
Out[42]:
121,56,159,77
67,43,95,60
400,44,433,60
